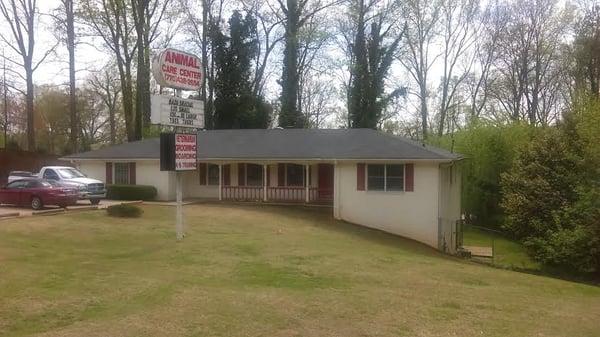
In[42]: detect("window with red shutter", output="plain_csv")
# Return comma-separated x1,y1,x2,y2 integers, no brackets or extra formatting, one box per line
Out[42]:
357,163,365,191
129,162,136,185
223,164,231,185
238,163,246,186
277,164,285,186
405,163,414,192
199,163,207,185
105,162,113,184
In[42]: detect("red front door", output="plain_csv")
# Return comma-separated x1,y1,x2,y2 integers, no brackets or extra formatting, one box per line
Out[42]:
317,164,334,200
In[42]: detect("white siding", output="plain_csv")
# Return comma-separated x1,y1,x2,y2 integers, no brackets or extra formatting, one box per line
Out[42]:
334,161,441,249
438,163,462,253
182,168,219,199
77,161,105,182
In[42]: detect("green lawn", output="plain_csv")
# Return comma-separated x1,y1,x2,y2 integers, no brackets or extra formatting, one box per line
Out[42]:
0,204,599,337
463,226,541,270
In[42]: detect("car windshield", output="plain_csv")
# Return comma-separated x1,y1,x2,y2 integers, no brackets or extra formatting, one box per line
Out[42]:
57,168,85,179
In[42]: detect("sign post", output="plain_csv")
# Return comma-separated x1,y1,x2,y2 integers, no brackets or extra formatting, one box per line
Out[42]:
152,48,203,241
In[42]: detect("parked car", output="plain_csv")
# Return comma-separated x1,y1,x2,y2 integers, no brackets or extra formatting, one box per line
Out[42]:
0,178,79,210
7,171,36,183
37,166,106,205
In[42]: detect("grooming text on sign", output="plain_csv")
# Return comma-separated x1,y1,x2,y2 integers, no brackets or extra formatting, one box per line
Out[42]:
175,134,197,171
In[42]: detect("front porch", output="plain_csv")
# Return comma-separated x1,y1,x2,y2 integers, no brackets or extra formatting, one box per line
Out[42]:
186,162,335,205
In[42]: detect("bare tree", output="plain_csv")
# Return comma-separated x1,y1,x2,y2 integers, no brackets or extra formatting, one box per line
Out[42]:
88,64,122,144
131,0,173,137
490,0,568,125
80,0,137,141
465,2,504,120
436,0,478,136
398,0,442,140
0,0,57,150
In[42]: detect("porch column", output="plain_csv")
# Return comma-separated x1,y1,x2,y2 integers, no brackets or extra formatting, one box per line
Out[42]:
218,163,222,201
305,164,309,203
263,164,267,202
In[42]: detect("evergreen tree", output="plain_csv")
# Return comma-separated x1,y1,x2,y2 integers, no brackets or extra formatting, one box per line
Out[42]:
279,0,305,128
348,0,405,129
212,11,271,129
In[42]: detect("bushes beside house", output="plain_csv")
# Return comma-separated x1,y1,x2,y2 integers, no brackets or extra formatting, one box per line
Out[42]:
500,97,600,274
107,184,157,201
106,204,143,218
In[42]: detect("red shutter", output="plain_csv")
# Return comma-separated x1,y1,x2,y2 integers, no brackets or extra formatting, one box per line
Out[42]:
266,165,271,186
199,163,207,185
129,162,136,185
405,163,414,192
238,163,246,186
277,164,285,186
357,163,365,191
105,162,113,184
223,164,231,185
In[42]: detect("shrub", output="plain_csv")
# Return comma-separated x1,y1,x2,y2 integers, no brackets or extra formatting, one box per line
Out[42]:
106,204,143,218
432,122,534,228
107,184,157,201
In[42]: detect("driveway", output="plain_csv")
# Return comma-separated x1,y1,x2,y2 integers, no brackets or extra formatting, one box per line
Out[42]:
0,199,127,217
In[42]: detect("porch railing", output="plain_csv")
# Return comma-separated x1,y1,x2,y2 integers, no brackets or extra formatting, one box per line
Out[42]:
221,186,263,201
220,185,333,204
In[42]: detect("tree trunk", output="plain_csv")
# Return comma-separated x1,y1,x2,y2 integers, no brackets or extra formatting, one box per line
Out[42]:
279,0,301,128
25,61,35,151
420,81,428,140
66,0,78,153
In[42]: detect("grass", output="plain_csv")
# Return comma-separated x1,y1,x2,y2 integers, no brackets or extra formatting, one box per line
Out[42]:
0,204,599,337
463,226,541,270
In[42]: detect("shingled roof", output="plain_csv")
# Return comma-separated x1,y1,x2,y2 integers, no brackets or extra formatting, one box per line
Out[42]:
63,129,461,161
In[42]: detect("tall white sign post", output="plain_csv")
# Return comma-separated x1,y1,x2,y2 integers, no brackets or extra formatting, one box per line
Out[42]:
151,48,203,241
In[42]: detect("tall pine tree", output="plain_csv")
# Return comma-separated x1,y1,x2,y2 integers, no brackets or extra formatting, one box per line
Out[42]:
279,0,305,128
348,0,405,129
212,11,272,129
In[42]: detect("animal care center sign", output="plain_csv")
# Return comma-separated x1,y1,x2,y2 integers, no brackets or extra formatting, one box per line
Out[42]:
175,134,197,171
152,49,202,91
151,95,205,128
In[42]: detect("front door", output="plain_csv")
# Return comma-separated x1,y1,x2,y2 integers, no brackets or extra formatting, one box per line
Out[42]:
317,164,334,201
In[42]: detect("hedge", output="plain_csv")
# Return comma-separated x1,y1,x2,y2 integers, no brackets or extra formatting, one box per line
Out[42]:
107,204,143,218
106,184,157,201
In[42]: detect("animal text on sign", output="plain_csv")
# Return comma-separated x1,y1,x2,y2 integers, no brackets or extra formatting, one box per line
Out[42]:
152,49,203,91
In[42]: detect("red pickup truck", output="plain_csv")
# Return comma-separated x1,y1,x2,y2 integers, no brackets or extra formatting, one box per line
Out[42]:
0,178,79,210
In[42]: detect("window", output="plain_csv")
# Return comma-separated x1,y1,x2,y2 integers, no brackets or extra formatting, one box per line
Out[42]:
57,168,85,179
207,164,219,185
6,180,27,189
25,180,43,188
367,165,385,191
246,164,263,186
114,163,130,184
43,169,59,180
386,164,404,191
286,164,304,186
367,164,404,191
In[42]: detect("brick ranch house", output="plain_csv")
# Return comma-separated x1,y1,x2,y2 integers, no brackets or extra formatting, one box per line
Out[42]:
63,129,463,253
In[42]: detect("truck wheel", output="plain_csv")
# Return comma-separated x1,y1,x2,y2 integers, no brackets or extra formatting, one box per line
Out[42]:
90,199,100,205
31,196,43,210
